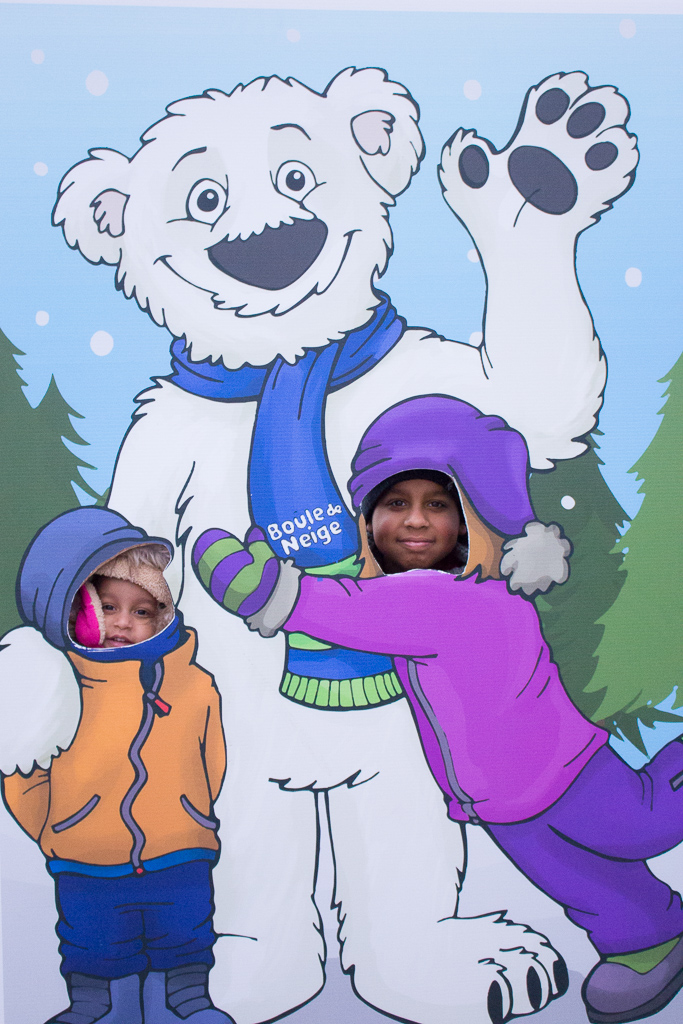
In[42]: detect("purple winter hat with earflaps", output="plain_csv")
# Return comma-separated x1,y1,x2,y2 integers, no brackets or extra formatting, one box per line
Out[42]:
349,395,571,596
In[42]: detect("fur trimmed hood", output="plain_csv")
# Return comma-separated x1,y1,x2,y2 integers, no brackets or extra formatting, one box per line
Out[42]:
350,395,571,594
17,507,174,651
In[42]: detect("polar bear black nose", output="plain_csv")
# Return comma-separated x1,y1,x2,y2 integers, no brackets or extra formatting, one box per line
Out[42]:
208,218,328,290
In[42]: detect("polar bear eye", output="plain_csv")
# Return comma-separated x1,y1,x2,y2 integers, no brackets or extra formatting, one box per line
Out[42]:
186,179,228,224
275,162,317,201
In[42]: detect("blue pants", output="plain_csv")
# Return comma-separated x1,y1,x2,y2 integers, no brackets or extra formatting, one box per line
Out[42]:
55,860,216,979
489,740,683,956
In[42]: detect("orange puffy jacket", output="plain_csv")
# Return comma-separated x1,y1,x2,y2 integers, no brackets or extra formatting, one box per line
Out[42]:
3,630,225,869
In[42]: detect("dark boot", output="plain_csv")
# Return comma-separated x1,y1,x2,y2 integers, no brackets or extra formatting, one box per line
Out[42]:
583,935,683,1023
143,965,235,1023
45,973,142,1024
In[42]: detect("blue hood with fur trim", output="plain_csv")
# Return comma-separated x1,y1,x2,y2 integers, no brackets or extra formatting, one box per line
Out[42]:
18,508,174,651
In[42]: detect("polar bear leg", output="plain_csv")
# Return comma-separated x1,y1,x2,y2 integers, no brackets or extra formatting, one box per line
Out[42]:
327,725,563,1024
208,765,325,1024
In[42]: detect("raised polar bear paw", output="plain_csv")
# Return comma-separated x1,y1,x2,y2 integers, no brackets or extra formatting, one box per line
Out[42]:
439,71,639,254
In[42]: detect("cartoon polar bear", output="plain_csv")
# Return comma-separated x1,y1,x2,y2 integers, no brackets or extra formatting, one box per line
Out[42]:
4,68,637,1023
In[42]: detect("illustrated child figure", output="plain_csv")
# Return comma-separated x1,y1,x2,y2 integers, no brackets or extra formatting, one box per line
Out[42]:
192,396,683,1024
2,507,233,1024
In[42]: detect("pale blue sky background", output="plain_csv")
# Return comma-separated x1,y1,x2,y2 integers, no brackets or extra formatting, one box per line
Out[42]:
1,5,681,513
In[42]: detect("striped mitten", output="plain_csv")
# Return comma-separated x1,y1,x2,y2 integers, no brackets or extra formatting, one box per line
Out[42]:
192,526,281,619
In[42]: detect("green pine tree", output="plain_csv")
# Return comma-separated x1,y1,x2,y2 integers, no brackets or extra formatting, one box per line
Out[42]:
585,356,683,749
530,435,630,720
0,328,99,635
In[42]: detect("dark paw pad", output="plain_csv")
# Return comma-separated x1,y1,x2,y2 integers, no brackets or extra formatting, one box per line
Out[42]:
487,980,505,1024
526,966,543,1010
536,88,570,125
567,102,606,138
459,145,490,189
585,142,618,170
508,146,577,214
553,956,570,996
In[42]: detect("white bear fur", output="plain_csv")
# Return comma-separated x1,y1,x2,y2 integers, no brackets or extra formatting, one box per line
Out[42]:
0,628,81,775
4,69,641,1022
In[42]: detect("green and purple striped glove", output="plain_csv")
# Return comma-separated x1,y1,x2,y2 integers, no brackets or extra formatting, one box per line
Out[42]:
192,526,281,619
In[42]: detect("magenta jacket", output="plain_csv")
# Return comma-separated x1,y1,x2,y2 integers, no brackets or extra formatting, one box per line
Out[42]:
285,571,607,825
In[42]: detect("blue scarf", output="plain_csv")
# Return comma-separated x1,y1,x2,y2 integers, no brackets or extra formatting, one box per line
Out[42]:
169,293,403,570
169,294,403,697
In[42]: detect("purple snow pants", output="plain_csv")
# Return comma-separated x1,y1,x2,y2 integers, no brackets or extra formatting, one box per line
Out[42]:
488,740,683,955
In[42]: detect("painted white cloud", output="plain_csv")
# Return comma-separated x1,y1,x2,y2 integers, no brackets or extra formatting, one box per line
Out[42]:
90,330,114,356
86,71,109,97
625,267,642,288
35,311,50,326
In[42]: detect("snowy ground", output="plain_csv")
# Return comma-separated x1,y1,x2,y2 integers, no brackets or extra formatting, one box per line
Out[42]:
1,800,682,1023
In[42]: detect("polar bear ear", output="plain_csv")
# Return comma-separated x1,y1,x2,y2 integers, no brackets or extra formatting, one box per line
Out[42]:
52,148,132,265
91,189,128,238
351,110,395,157
325,68,424,198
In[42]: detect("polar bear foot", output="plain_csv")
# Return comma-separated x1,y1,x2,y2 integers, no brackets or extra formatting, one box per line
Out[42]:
346,913,567,1024
439,71,639,247
453,917,568,1023
481,931,568,1023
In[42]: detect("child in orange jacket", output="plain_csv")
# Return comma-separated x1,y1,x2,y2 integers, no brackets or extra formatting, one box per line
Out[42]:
2,507,232,1024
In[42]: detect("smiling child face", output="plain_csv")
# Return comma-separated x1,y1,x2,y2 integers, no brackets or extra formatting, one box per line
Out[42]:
369,477,467,574
97,577,160,648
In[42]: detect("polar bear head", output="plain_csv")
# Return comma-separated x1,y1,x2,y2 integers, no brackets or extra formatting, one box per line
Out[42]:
53,68,423,367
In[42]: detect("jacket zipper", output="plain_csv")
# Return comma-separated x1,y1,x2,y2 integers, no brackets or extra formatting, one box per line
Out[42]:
120,661,165,872
406,660,481,826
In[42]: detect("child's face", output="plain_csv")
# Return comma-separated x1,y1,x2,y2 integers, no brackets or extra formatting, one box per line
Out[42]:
370,478,467,574
97,578,160,648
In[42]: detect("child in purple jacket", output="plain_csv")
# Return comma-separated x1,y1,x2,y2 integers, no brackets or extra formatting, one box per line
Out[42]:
192,395,683,1024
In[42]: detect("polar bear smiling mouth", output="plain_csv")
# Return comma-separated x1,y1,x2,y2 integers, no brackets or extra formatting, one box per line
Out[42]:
160,213,356,299
208,218,330,291
158,213,353,302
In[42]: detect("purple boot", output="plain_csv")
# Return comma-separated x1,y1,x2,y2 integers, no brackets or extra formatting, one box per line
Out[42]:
143,965,235,1023
45,973,142,1024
